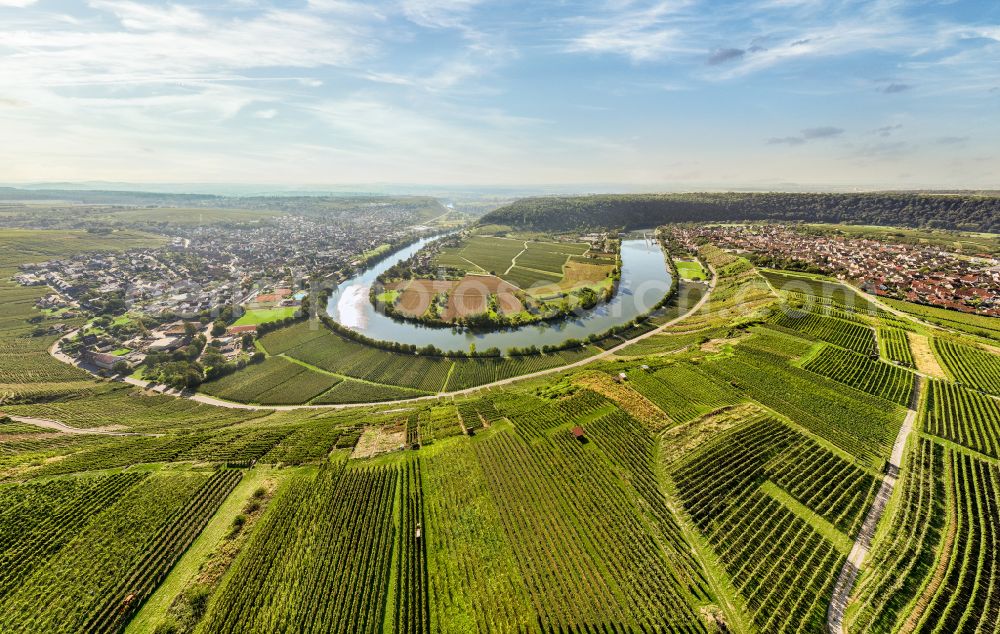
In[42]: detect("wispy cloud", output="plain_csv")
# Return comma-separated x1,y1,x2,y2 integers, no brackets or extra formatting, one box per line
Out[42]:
706,47,744,65
0,0,997,186
880,82,912,94
874,124,903,137
768,125,844,145
802,126,844,139
400,0,483,30
565,1,695,62
935,136,969,145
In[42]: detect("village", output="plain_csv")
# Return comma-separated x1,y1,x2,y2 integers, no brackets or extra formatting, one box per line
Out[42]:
13,206,434,378
673,224,1000,316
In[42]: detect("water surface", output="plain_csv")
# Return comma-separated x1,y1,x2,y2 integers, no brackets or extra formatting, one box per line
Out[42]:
326,237,672,353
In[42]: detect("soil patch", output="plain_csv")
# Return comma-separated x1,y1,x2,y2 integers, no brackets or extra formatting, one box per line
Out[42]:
908,332,947,378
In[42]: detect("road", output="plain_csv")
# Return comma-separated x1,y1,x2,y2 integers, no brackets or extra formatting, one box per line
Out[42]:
4,415,163,437
827,375,923,633
55,268,717,412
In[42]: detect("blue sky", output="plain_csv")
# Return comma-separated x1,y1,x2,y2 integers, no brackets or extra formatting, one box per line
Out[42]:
1,0,998,188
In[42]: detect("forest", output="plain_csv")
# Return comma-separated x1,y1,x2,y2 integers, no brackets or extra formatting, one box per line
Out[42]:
479,192,1000,233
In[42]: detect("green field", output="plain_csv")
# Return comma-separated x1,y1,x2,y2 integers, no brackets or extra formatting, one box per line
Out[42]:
431,234,591,288
2,226,1000,633
232,306,298,326
674,259,707,280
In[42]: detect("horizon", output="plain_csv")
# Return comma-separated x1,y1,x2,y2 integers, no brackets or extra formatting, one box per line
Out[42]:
1,0,998,188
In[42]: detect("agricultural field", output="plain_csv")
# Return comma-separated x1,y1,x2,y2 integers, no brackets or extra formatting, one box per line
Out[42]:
670,413,879,632
883,297,1000,343
931,337,1000,395
2,223,1000,633
387,233,614,327
770,309,878,354
846,437,947,633
0,468,239,632
674,259,707,280
259,323,451,393
878,326,914,366
699,348,905,469
198,357,341,405
922,379,1000,458
231,306,298,326
801,344,915,406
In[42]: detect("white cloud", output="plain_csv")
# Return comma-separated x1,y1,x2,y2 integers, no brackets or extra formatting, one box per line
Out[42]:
400,0,483,30
88,0,209,31
254,108,278,119
566,1,695,62
0,0,38,7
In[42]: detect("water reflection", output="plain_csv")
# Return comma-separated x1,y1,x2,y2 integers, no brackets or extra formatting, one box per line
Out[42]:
326,237,672,352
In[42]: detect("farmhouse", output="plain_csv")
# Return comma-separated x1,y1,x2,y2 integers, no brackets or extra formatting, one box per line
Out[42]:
86,351,122,371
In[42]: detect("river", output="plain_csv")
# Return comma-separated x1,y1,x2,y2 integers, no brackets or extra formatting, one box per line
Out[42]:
325,237,673,353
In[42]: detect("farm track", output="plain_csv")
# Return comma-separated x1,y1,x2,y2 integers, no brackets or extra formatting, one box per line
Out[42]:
827,375,923,633
48,268,718,412
4,414,164,437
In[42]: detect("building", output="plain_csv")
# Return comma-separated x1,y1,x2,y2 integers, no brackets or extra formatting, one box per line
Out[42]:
87,351,123,371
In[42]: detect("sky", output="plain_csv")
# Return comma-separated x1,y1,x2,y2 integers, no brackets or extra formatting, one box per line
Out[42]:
0,0,998,189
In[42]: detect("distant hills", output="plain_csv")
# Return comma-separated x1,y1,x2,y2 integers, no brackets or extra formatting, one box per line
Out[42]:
478,192,1000,233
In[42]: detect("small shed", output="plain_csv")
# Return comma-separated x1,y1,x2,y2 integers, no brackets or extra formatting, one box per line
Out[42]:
571,425,586,441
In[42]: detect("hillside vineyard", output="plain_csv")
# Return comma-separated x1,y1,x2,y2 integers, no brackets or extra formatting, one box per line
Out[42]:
0,195,998,633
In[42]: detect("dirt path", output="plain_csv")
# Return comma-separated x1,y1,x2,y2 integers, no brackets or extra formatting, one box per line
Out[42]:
503,240,529,275
54,268,718,413
4,415,163,437
827,376,923,633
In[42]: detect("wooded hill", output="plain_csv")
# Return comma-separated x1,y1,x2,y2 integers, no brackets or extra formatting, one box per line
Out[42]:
479,192,1000,233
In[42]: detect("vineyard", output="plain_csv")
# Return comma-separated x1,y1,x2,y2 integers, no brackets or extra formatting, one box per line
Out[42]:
699,348,904,469
670,414,878,632
770,309,877,354
626,362,743,424
261,324,452,392
250,321,604,401
848,438,946,632
199,357,341,404
801,344,915,406
761,269,899,321
922,379,1000,458
906,448,999,632
3,385,268,432
199,461,398,633
0,468,225,632
472,428,709,631
878,326,914,366
883,297,1000,343
931,337,1000,396
739,325,817,359
3,227,1000,633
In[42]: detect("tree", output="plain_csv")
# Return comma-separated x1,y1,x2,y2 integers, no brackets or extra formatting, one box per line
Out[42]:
211,320,227,337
